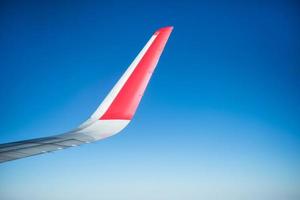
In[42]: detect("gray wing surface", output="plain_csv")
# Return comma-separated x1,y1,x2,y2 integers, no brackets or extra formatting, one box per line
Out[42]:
0,132,95,163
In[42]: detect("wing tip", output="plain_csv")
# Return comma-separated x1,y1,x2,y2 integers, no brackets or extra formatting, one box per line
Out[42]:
155,26,174,35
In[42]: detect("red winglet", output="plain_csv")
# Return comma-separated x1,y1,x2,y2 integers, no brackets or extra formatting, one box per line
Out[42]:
100,26,173,120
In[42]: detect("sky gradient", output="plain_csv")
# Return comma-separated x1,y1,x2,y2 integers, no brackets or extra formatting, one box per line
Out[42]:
0,1,299,200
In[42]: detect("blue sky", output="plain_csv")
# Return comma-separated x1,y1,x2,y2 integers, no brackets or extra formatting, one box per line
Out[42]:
0,1,299,200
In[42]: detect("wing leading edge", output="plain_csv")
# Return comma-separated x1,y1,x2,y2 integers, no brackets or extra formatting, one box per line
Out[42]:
0,26,173,163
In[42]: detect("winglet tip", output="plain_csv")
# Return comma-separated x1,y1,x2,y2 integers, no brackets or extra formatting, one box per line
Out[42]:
155,26,174,35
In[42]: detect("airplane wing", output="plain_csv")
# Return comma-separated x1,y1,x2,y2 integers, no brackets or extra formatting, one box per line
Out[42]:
0,26,173,163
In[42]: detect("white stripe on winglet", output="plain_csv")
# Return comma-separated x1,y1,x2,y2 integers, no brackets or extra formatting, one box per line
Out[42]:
89,34,157,121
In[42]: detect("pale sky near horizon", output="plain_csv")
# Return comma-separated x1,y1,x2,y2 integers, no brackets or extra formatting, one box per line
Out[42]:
0,1,299,200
